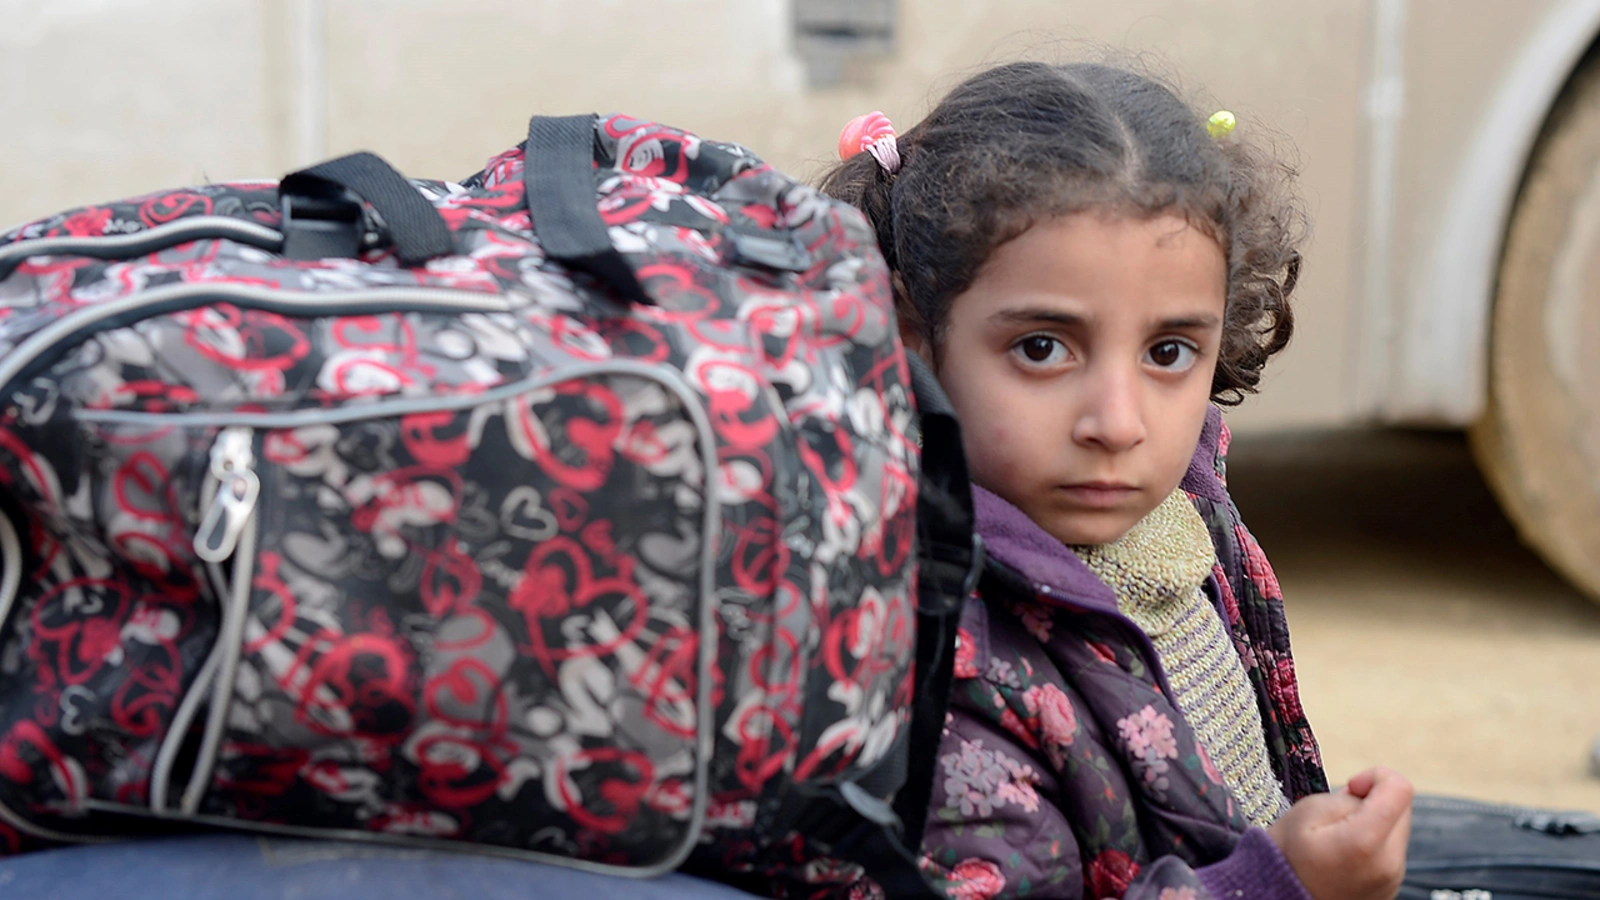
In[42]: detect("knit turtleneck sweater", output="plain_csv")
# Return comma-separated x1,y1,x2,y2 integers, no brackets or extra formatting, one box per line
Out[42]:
1071,489,1289,828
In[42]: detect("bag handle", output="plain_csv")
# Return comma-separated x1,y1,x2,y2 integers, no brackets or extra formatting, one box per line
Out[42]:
523,114,654,305
279,152,453,265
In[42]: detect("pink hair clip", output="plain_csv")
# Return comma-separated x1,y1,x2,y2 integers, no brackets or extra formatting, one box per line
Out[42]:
838,111,901,175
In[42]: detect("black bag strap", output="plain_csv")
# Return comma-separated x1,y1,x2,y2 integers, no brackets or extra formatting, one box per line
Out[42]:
782,778,943,899
523,114,653,305
279,152,453,266
905,352,954,419
896,352,982,855
836,784,947,898
904,352,981,618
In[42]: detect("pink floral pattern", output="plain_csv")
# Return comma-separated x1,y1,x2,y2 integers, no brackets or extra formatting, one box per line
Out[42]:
1214,422,1232,484
954,627,979,679
1267,656,1306,724
941,739,1012,818
994,772,1041,815
1022,683,1077,768
1118,706,1179,761
1087,849,1141,899
1013,602,1054,643
996,707,1041,750
946,858,1007,900
1235,525,1282,601
1118,705,1181,794
939,738,1041,820
1210,563,1243,627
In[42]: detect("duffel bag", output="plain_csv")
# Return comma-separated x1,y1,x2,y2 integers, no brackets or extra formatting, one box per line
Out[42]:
0,113,981,898
1402,794,1600,899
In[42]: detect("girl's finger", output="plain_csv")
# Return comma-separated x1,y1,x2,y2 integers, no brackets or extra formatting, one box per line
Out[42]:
1295,790,1362,832
1350,769,1415,831
1379,801,1415,878
1343,767,1382,798
1386,794,1415,850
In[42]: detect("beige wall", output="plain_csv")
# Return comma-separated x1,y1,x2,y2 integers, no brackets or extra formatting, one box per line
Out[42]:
0,1,1573,433
2,1,287,217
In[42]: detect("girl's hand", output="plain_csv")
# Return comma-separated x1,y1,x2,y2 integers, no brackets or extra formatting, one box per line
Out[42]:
1266,767,1414,900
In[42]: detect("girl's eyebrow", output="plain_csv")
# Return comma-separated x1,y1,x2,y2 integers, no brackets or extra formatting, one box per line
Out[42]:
987,308,1222,330
1157,313,1223,330
987,307,1088,327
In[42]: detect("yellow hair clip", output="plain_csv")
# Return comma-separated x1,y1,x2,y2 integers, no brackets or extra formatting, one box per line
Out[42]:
1206,110,1237,138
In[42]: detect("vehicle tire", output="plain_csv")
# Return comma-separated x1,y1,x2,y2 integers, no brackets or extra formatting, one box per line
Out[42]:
1472,56,1600,602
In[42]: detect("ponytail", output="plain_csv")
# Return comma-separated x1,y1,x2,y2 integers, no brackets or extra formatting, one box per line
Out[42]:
820,146,899,273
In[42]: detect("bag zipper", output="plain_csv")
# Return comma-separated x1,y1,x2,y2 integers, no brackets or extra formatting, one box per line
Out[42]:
1407,794,1600,880
1407,855,1600,875
0,283,515,400
180,425,260,813
149,426,262,815
0,216,286,282
1414,794,1600,832
193,428,261,564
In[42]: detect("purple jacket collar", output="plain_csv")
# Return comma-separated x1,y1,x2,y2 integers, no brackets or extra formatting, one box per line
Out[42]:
1183,406,1229,504
974,406,1228,615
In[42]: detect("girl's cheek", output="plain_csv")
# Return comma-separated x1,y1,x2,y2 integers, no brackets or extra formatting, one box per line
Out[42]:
963,428,1025,494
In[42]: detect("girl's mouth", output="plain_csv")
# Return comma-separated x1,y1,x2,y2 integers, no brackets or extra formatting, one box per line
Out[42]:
1057,482,1140,509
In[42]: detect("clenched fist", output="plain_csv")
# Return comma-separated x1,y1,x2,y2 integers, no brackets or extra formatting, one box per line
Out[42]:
1267,767,1414,900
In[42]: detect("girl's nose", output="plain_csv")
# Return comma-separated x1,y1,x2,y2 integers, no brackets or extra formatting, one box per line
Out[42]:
1071,364,1147,452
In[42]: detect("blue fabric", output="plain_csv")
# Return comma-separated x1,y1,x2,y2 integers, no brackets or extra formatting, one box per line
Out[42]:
0,835,760,899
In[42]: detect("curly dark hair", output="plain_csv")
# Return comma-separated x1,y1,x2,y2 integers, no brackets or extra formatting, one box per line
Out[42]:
819,60,1304,405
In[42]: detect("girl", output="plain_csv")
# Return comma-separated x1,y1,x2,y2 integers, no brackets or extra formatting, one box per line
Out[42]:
823,62,1413,900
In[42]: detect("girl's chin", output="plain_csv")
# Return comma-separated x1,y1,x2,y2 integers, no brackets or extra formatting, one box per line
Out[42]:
1040,508,1143,548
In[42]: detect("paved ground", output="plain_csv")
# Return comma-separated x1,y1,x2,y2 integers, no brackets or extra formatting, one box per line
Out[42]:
1226,428,1600,813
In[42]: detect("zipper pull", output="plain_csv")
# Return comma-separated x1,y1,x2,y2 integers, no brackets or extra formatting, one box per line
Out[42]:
194,427,259,563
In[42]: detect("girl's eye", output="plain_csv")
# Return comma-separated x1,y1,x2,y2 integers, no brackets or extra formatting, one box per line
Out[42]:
1146,340,1199,371
1014,335,1069,365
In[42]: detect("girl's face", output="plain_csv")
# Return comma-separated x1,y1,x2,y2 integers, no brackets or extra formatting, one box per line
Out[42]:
917,212,1227,546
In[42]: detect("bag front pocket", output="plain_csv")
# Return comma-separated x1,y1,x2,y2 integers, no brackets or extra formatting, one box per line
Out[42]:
141,366,719,874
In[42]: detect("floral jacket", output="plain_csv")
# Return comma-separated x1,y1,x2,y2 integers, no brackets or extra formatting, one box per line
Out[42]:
921,408,1327,900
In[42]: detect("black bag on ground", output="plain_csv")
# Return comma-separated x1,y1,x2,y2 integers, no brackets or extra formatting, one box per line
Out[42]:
1401,794,1600,899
